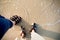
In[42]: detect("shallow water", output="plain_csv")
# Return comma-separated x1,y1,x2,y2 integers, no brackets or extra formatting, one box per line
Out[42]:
0,0,60,40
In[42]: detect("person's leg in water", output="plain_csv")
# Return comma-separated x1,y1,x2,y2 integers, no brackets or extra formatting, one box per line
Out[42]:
0,15,22,39
20,26,26,38
10,15,26,38
29,23,45,40
0,15,13,39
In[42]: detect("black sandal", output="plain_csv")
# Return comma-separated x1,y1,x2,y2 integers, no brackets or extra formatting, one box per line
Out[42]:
21,26,26,38
10,15,18,21
29,23,37,32
10,15,22,25
15,17,22,25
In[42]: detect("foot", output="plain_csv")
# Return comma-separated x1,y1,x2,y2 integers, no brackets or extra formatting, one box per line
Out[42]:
20,26,26,38
29,23,37,32
10,15,22,25
15,16,22,25
10,15,18,21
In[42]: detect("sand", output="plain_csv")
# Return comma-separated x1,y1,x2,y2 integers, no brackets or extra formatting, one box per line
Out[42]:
0,0,60,40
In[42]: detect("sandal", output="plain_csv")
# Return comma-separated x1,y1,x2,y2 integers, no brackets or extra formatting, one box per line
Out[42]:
10,15,22,25
20,26,26,38
29,23,37,32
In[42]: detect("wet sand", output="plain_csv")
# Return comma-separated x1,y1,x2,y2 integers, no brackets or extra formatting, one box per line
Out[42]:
0,0,60,40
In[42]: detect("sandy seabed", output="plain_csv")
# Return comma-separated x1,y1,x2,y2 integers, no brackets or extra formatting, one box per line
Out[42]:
0,0,60,40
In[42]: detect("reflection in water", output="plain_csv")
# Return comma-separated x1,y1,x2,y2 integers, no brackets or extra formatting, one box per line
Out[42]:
31,30,45,40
